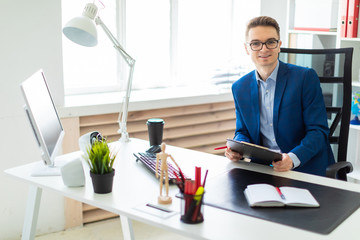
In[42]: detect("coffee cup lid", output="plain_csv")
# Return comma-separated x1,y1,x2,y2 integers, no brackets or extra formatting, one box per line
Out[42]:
147,118,164,124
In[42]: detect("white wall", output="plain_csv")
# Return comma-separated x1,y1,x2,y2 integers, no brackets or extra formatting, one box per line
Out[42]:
260,0,288,46
0,0,65,239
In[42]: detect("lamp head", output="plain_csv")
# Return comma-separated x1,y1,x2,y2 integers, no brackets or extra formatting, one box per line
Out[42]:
63,3,99,47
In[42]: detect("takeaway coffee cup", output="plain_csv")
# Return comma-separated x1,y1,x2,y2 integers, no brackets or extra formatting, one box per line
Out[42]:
147,118,164,147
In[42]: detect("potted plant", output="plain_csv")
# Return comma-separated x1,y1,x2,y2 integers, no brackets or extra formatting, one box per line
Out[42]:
85,138,117,194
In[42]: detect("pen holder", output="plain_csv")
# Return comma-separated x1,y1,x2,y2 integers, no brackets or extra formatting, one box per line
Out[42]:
180,192,205,224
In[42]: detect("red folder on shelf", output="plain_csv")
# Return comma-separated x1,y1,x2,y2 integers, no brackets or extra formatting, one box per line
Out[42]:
341,0,349,37
347,0,360,38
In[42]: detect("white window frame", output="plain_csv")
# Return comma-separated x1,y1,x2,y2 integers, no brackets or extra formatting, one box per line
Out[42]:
62,0,259,96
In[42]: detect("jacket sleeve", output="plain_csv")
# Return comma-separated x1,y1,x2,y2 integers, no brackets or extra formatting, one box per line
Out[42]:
232,82,251,143
289,68,330,166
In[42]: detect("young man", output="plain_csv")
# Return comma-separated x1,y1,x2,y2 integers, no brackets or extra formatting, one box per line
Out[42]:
225,16,335,176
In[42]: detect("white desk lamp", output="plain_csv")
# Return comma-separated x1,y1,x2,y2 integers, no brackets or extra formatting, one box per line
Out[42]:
63,2,135,142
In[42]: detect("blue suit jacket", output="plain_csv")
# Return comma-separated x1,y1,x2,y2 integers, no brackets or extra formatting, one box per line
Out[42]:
231,61,335,176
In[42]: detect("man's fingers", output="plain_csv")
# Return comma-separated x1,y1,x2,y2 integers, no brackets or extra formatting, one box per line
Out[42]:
272,160,292,172
225,149,241,162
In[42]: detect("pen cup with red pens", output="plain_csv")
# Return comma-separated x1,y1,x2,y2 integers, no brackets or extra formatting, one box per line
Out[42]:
180,180,205,224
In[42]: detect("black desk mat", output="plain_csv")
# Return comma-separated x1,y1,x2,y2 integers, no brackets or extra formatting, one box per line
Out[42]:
203,168,360,235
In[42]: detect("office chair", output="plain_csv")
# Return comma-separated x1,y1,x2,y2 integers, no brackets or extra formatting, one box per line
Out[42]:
279,47,354,181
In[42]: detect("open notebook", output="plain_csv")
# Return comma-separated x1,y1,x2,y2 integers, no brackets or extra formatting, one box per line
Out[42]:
244,183,319,207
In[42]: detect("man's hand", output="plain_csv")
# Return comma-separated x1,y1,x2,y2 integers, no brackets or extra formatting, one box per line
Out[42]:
224,146,243,162
272,153,293,172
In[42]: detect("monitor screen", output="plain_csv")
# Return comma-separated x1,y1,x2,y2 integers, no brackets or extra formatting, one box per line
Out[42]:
20,69,64,169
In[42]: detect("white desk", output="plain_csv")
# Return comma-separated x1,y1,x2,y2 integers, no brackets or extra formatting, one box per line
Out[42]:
5,138,360,240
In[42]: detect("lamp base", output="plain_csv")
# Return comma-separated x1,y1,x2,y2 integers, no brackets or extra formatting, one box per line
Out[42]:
118,131,131,142
350,116,360,125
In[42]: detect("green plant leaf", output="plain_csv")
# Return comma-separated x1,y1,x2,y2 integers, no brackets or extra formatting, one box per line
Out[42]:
84,137,117,174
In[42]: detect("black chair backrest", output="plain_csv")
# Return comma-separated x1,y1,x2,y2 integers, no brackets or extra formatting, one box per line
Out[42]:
279,48,353,169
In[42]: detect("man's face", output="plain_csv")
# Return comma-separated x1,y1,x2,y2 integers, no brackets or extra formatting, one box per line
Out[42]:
245,26,282,69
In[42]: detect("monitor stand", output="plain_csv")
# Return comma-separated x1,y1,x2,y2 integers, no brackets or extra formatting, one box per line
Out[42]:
31,163,60,176
30,157,69,177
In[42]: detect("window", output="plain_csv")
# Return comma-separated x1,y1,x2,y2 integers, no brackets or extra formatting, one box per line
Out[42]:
62,0,260,96
62,0,118,95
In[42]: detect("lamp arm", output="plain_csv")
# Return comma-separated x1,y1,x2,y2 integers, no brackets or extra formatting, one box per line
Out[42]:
118,63,135,142
95,17,135,66
95,16,136,142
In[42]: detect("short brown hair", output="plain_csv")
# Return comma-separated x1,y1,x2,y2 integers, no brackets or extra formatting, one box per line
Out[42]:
245,16,280,39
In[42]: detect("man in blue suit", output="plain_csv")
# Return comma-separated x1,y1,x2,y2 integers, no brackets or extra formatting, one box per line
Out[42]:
225,16,335,176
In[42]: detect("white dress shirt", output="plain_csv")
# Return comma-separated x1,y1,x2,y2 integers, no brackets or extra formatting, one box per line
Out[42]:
256,61,300,168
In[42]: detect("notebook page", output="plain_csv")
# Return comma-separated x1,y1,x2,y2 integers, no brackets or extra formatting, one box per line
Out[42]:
280,186,319,206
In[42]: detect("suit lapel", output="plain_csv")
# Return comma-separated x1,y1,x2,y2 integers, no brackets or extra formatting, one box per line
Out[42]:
273,61,289,131
249,73,261,144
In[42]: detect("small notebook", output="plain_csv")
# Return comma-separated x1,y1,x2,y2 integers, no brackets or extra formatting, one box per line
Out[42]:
244,183,320,208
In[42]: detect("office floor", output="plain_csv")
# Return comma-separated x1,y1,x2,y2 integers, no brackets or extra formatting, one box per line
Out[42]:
36,217,191,240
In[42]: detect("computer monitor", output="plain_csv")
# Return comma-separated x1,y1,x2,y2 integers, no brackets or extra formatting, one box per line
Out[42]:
20,69,65,176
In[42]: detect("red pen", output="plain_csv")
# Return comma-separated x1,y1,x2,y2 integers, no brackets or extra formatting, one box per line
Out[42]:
276,187,286,200
202,169,209,187
214,146,227,150
173,170,181,182
173,170,184,193
195,166,201,189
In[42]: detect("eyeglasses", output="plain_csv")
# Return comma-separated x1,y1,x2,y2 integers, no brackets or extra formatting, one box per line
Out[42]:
247,39,280,51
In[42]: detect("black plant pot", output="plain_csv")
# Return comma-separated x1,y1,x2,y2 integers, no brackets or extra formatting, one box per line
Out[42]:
90,169,115,194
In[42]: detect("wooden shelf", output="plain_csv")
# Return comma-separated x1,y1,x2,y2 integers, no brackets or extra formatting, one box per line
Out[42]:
288,29,337,36
352,82,360,88
350,124,360,130
340,38,360,42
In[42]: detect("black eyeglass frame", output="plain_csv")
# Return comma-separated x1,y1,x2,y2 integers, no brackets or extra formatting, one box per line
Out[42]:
247,39,280,51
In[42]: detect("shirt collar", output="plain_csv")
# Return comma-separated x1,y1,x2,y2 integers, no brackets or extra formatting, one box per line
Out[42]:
255,60,279,84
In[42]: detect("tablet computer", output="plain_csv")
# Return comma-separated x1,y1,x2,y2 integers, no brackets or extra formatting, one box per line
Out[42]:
227,139,282,164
